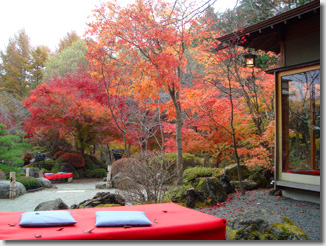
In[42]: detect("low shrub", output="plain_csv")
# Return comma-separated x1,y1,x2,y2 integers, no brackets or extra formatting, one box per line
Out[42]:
16,176,41,190
164,153,204,170
85,168,107,178
163,184,192,206
183,166,223,187
58,153,85,168
115,151,174,204
31,145,47,153
111,158,141,177
84,154,107,169
39,160,56,171
53,151,65,160
51,162,63,173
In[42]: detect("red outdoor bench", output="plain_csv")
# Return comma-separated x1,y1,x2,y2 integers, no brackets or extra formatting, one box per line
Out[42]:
0,202,227,240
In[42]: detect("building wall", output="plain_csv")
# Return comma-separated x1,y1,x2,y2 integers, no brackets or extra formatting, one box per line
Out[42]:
285,31,320,66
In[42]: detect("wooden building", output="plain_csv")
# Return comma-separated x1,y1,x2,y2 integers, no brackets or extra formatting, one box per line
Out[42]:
216,0,320,203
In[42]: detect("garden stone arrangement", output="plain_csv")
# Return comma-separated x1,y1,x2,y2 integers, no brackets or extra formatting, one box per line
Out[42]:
225,209,308,240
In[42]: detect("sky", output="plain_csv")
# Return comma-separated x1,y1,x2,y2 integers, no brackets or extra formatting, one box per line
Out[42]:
0,0,238,52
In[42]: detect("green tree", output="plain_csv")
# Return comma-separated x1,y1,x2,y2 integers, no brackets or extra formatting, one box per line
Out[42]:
30,45,50,89
56,30,81,54
0,124,31,167
0,29,50,98
43,39,88,82
0,29,32,99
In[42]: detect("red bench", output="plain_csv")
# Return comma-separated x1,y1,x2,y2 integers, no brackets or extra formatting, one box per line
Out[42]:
44,172,73,180
0,202,226,240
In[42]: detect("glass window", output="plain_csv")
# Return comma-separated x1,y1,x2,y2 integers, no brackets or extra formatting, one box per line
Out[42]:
281,69,320,175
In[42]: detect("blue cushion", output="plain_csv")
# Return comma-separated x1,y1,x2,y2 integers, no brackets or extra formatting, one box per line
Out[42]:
57,172,67,174
19,211,77,227
44,173,54,175
95,211,152,227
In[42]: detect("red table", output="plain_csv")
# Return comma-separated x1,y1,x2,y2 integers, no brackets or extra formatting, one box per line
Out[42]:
43,173,73,180
0,202,226,240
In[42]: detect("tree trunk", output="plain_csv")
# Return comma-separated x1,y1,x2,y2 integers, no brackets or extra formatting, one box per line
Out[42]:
175,108,183,185
228,69,245,196
169,87,183,186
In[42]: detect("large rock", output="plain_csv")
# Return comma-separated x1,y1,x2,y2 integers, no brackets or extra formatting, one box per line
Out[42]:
34,198,69,211
185,188,205,208
0,180,26,198
70,192,125,209
109,173,122,188
37,177,52,188
195,177,227,204
95,182,107,189
226,209,309,240
231,179,259,190
223,164,250,181
249,173,270,188
220,174,235,194
231,180,259,191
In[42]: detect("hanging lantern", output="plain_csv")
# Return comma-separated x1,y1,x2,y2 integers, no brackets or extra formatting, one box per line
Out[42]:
244,54,256,68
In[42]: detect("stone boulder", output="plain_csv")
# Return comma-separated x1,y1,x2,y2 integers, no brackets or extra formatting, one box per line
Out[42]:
37,177,52,188
34,198,69,211
220,174,235,194
185,188,205,208
95,182,107,189
0,169,5,180
70,192,125,209
226,209,309,240
109,173,123,188
195,177,227,204
231,180,259,191
223,164,250,181
249,173,270,188
269,189,282,197
0,180,26,198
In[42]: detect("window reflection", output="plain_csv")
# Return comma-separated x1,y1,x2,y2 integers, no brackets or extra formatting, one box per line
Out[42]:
281,69,320,175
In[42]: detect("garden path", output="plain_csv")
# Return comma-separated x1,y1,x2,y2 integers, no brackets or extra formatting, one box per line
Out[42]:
0,178,118,212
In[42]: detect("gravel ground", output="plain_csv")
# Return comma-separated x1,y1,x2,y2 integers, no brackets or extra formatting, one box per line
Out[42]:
194,188,321,240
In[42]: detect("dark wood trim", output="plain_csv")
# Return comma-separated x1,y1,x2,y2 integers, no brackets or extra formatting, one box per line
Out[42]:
215,0,320,53
266,60,320,74
274,72,280,186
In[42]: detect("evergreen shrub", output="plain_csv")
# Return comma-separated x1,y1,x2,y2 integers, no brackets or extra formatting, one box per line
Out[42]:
39,160,56,172
164,153,204,170
183,166,223,186
85,168,107,178
16,176,41,190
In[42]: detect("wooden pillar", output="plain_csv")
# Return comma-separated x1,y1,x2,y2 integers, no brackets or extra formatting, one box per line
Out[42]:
26,167,30,177
9,172,16,200
106,164,112,189
310,83,316,170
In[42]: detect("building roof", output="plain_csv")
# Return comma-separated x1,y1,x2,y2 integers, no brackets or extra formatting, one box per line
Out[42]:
215,0,320,54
